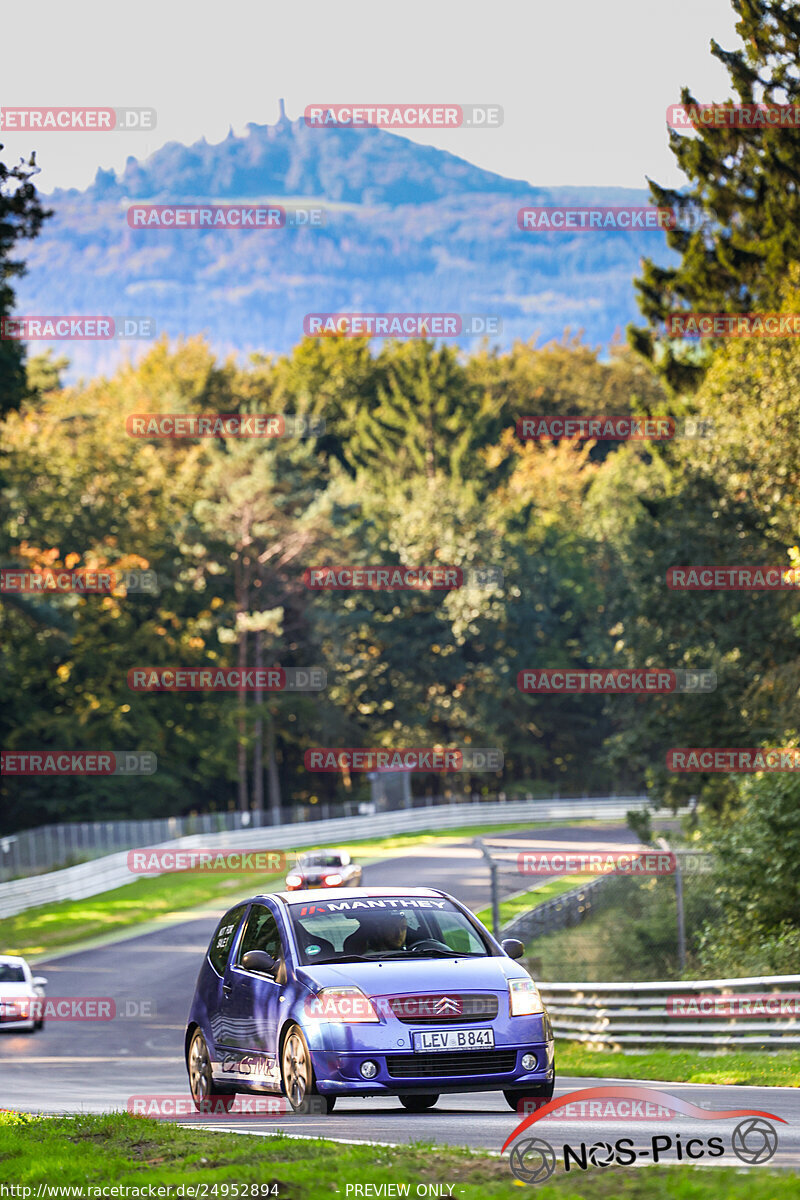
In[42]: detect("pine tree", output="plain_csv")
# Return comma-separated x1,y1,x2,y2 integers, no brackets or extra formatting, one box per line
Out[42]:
630,1,800,391
0,147,51,416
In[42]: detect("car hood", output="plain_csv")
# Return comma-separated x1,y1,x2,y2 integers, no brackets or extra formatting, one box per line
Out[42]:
0,983,35,997
296,955,525,995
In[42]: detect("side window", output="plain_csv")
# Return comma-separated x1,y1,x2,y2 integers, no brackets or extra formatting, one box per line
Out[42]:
429,911,488,955
208,904,247,976
237,904,284,965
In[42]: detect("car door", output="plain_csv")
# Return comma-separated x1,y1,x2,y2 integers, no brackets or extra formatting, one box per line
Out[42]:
204,902,248,1047
219,902,285,1089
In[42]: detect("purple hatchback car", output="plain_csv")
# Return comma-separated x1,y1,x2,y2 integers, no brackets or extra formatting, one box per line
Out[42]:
185,886,555,1113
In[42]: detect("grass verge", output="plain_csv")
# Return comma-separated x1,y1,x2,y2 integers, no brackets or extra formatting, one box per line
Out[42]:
558,1043,800,1087
0,1112,793,1197
0,869,287,960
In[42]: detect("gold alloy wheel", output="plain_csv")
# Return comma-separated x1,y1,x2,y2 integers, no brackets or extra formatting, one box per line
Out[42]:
282,1027,309,1109
189,1030,212,1104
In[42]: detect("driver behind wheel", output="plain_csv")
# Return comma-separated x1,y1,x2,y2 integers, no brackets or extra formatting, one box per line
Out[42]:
357,911,409,953
345,907,410,955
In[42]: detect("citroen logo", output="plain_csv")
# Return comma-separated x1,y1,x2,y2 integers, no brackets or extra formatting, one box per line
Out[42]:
434,995,462,1014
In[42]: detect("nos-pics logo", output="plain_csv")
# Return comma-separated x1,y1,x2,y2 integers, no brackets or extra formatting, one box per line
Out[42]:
504,1087,783,1183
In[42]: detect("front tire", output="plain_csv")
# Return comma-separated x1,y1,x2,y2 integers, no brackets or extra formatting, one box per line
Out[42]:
281,1024,334,1113
188,1029,236,1113
503,1078,555,1112
399,1094,439,1112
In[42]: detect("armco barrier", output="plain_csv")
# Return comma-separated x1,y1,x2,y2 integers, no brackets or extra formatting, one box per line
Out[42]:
503,875,613,941
538,976,800,1049
0,795,657,918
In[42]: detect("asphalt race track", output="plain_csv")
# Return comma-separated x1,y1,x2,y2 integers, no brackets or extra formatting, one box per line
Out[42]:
2,822,798,1169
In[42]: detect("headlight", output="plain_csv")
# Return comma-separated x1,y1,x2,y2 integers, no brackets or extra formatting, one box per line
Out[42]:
286,874,303,887
509,978,544,1016
306,986,380,1023
323,873,343,886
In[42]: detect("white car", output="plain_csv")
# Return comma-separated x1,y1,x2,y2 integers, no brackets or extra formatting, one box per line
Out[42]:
0,955,48,1033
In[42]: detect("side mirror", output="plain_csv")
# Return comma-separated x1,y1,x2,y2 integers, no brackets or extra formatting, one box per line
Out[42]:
501,939,525,961
242,950,278,976
32,977,48,989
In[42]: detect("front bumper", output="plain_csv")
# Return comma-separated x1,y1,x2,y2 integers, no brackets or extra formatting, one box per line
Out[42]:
0,1016,36,1031
310,1040,555,1096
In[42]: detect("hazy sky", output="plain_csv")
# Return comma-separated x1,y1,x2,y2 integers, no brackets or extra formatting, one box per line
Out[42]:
4,0,738,194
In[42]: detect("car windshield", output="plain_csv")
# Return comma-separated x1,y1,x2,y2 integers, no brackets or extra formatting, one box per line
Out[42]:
299,854,343,868
288,896,490,964
0,964,26,983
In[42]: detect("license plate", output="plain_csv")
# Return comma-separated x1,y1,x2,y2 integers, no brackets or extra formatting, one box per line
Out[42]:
413,1028,494,1052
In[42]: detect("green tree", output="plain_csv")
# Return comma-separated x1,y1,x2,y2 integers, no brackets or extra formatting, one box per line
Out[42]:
630,1,800,390
192,434,329,820
0,146,51,417
697,752,800,974
343,340,494,486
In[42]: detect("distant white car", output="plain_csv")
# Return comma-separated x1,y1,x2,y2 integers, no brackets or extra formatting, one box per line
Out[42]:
0,955,48,1033
285,849,362,891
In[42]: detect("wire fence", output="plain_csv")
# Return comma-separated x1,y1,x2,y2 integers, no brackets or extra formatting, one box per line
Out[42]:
497,852,721,984
0,797,662,917
0,791,649,881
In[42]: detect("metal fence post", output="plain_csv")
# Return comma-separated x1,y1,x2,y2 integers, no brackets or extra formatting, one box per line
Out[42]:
658,837,686,973
475,839,501,936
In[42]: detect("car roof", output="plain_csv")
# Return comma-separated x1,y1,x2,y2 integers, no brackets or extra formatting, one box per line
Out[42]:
0,954,26,965
267,886,449,905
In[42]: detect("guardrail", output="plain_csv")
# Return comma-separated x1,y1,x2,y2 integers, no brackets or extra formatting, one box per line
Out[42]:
0,795,657,918
538,976,800,1049
0,791,648,879
503,876,614,941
